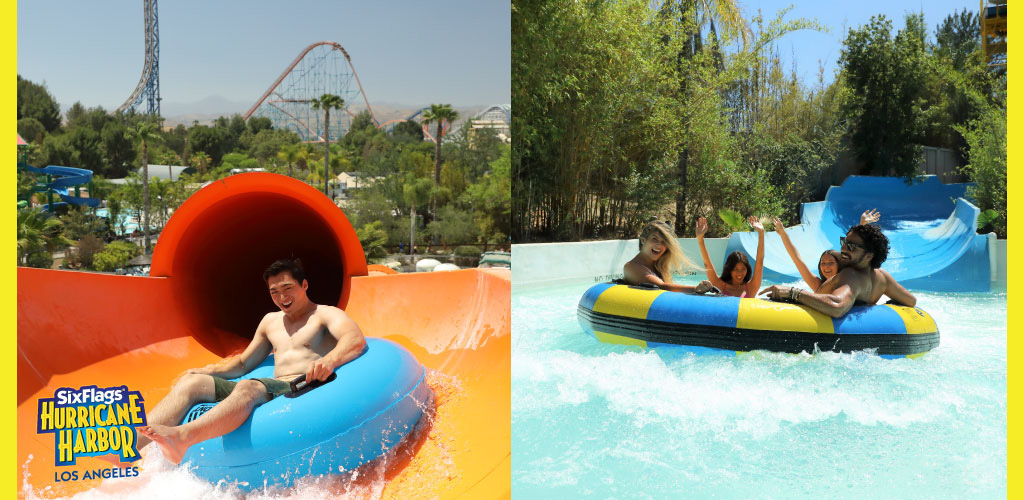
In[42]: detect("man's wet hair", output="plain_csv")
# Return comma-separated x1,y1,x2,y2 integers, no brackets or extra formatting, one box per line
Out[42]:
849,224,889,269
264,258,306,284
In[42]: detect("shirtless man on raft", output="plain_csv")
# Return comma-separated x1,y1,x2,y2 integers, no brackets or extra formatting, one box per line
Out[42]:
759,224,915,317
132,258,366,464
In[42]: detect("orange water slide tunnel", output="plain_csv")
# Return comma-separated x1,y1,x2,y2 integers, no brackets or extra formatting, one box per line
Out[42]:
17,173,510,498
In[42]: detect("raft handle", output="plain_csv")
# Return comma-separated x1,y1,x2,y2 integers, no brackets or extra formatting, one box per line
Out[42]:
286,372,338,398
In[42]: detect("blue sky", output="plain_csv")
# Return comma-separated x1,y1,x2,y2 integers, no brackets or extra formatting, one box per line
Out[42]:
16,1,977,113
17,1,511,112
739,0,979,87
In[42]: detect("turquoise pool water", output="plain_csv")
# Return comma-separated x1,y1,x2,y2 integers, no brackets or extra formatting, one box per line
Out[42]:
512,276,1006,499
95,208,142,235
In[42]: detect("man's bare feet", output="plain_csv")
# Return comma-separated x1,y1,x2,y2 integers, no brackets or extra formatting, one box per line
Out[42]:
138,425,190,465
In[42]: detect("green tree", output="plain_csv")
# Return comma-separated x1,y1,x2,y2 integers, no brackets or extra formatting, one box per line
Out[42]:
60,206,107,241
18,208,73,267
403,176,433,254
935,8,980,72
356,221,389,259
190,151,211,177
277,144,299,178
310,94,346,195
101,121,136,178
421,104,459,194
248,116,273,134
245,128,300,166
17,75,61,132
840,14,929,177
66,103,117,134
68,234,105,270
956,104,1006,237
464,146,511,243
426,205,478,249
393,120,425,143
17,117,46,144
127,121,164,253
92,241,141,272
188,125,232,165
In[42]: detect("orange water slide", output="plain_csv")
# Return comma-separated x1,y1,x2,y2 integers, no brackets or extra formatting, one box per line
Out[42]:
16,173,510,499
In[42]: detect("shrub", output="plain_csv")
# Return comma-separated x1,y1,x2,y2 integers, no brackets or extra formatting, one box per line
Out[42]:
66,234,105,269
454,245,482,257
356,221,388,259
92,241,141,272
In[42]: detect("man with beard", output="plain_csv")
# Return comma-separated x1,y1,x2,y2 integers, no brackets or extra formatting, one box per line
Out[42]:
759,224,915,317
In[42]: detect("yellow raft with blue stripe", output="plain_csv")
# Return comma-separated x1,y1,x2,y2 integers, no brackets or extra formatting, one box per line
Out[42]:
578,283,939,359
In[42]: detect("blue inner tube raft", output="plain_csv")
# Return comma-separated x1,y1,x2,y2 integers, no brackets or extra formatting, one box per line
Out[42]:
180,337,432,489
578,283,939,359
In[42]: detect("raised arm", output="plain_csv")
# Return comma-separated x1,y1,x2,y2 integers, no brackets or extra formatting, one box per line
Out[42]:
773,217,822,290
306,307,368,382
860,209,880,226
695,217,727,289
879,269,917,307
746,216,766,296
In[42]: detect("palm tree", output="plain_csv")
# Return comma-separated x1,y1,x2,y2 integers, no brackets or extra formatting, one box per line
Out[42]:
127,121,164,254
277,144,298,178
421,104,459,189
310,94,345,196
17,208,73,266
422,104,459,219
190,151,211,178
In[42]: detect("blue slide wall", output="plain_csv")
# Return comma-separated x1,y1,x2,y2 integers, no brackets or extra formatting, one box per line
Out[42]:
724,176,991,292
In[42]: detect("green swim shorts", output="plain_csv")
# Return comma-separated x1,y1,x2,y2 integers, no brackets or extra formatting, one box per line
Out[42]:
211,376,293,401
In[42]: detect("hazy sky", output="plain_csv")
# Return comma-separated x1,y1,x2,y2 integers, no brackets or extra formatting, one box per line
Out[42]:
17,0,511,112
740,0,979,87
17,1,976,113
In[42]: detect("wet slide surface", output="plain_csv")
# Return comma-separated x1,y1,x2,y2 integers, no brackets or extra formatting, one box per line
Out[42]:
17,174,510,499
18,268,510,499
725,176,990,292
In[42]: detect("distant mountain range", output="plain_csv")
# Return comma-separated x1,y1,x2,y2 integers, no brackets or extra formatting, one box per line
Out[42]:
157,95,498,128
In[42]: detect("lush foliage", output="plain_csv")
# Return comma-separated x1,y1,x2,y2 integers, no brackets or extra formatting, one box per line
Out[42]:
92,241,142,272
957,100,1006,236
16,74,509,267
513,0,813,239
513,2,1006,240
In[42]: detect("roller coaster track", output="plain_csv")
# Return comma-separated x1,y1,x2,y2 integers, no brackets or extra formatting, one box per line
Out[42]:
244,41,376,142
114,0,160,115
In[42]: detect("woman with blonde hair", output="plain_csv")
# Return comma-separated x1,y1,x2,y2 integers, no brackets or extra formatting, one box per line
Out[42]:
623,219,714,293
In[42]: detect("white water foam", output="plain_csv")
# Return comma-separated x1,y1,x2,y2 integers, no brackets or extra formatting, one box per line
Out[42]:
23,370,459,500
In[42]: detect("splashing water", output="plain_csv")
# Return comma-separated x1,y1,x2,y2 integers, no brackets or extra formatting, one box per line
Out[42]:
513,278,1006,499
22,370,463,500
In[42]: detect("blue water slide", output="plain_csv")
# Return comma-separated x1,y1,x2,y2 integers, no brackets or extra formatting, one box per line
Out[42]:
724,176,991,292
18,163,100,208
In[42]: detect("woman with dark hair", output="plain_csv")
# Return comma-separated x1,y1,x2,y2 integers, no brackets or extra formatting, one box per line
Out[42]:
624,219,714,293
773,217,841,291
773,209,883,292
695,215,765,298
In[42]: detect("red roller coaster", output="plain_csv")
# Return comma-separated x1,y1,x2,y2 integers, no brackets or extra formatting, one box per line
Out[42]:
244,41,377,143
